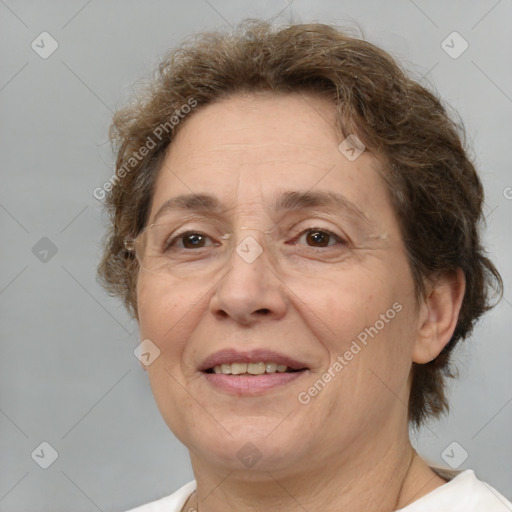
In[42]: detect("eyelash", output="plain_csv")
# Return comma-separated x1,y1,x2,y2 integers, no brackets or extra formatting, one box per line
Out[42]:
164,231,217,250
166,227,347,250
290,227,347,248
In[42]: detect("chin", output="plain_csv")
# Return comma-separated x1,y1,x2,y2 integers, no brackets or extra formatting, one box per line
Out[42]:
182,417,314,474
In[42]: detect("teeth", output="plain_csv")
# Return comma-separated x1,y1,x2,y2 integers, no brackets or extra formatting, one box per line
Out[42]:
265,362,277,373
231,363,247,375
247,362,265,375
212,362,292,375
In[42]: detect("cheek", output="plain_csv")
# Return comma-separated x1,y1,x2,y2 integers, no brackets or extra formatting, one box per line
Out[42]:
136,276,195,358
136,277,205,438
287,266,400,346
297,263,415,391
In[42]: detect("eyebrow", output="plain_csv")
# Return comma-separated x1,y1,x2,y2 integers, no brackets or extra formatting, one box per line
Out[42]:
151,193,226,224
151,190,370,225
273,191,370,223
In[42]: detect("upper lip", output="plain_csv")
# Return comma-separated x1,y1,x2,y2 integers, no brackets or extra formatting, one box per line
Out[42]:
199,349,308,372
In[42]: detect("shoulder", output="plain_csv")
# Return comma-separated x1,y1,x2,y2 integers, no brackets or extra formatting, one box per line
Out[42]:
124,481,197,512
398,470,512,511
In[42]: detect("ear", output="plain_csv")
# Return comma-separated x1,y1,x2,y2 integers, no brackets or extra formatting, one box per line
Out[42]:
412,268,466,364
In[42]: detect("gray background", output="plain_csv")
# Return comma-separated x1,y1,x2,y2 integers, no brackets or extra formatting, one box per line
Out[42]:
1,1,511,510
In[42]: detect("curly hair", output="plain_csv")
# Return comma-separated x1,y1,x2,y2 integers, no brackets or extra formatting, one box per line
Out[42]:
97,19,502,427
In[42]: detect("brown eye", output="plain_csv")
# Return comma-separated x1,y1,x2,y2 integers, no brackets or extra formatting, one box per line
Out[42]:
305,230,332,247
181,233,208,249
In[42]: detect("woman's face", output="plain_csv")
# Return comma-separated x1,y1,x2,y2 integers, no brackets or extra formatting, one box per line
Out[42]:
136,93,421,474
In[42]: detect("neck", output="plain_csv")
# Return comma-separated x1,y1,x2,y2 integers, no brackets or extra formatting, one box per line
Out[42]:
187,431,438,512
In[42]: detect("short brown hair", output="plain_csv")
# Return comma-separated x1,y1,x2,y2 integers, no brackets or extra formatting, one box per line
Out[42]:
97,19,502,427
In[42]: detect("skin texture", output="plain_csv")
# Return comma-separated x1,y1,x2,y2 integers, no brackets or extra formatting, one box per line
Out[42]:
136,92,465,512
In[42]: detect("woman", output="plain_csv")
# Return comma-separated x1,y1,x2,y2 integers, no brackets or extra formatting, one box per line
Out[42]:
98,20,510,511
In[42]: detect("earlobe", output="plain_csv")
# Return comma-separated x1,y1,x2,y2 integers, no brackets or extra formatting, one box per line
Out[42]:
412,269,466,364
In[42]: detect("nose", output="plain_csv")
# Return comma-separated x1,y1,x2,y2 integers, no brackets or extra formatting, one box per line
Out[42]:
209,231,288,325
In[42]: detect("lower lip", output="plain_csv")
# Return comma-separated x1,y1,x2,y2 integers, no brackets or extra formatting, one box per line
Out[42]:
203,371,306,395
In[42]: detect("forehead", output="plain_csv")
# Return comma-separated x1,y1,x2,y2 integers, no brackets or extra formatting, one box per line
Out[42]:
162,92,342,171
148,93,393,229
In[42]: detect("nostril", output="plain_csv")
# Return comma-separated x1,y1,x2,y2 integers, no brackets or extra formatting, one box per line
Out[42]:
256,309,271,315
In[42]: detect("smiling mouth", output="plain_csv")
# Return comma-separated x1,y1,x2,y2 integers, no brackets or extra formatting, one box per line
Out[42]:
200,350,309,394
205,362,305,375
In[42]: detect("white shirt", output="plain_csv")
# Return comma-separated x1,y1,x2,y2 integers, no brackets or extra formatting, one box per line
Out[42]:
125,470,512,511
